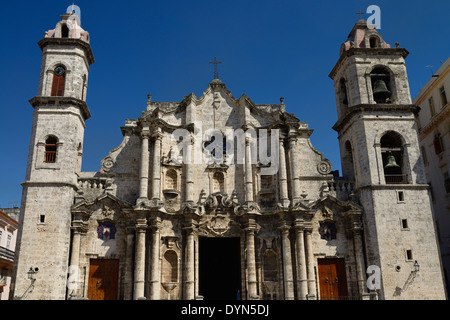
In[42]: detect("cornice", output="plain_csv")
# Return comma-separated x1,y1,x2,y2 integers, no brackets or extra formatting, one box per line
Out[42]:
38,37,95,66
29,96,91,120
329,47,409,80
332,103,420,133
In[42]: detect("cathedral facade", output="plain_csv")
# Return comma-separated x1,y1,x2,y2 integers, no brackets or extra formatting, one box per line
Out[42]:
10,12,447,300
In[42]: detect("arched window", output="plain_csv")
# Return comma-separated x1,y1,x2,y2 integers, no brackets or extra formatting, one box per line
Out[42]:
370,67,392,104
166,169,178,190
61,24,69,38
44,136,58,163
381,132,407,184
51,65,66,97
212,172,225,193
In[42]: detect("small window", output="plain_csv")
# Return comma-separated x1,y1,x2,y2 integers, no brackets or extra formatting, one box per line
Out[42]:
429,97,435,117
44,136,58,163
401,219,408,229
397,191,405,202
440,86,448,107
433,133,443,155
40,215,46,223
406,250,413,261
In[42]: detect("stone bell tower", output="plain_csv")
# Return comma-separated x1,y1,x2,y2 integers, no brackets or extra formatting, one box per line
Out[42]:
329,19,446,299
11,10,94,300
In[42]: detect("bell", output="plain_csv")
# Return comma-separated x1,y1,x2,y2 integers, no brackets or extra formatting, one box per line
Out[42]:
373,80,391,103
384,155,400,169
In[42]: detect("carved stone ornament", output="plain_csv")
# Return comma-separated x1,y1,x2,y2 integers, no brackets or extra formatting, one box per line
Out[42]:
101,156,115,172
317,160,332,175
101,205,115,219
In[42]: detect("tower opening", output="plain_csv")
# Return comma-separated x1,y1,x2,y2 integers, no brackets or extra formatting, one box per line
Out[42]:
369,36,380,48
44,136,58,163
381,132,407,184
371,67,392,104
199,237,241,300
61,23,69,38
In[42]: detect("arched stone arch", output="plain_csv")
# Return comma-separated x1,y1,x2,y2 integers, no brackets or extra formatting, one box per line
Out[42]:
364,64,398,104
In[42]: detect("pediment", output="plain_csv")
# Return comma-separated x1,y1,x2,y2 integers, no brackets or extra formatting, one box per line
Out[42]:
72,193,133,221
308,194,363,221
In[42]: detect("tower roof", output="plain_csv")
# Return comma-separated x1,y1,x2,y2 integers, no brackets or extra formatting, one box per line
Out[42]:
43,11,90,43
339,19,390,56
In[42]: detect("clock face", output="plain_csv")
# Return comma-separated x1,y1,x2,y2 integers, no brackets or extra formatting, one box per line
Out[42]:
54,66,66,76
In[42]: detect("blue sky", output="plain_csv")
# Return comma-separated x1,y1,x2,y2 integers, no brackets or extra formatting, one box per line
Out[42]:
0,0,448,208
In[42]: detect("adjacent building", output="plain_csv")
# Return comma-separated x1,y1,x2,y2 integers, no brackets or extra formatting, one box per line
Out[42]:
413,57,450,292
0,210,18,300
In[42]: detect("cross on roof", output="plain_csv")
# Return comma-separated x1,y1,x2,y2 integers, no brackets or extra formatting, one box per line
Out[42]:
356,10,365,20
209,57,222,80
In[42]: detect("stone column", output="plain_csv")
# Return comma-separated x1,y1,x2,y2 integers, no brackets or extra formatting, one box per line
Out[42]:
68,223,83,297
185,134,194,203
353,226,367,297
151,132,162,200
245,135,254,202
124,227,135,300
183,223,196,300
304,227,316,299
288,136,301,203
279,225,294,300
195,234,199,298
138,127,150,201
134,218,147,300
278,137,290,207
246,227,258,299
149,218,161,300
294,224,308,300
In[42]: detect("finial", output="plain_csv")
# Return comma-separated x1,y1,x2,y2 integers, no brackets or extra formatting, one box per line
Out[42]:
395,42,400,48
280,97,285,104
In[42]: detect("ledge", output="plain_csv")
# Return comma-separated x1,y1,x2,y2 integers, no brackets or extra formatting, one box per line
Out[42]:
332,103,420,132
329,47,409,80
38,37,95,66
29,96,91,120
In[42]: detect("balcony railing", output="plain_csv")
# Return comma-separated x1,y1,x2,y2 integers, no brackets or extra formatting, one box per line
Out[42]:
0,246,15,261
44,151,56,163
384,174,408,184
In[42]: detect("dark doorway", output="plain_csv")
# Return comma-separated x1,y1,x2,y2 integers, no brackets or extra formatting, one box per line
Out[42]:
199,237,241,300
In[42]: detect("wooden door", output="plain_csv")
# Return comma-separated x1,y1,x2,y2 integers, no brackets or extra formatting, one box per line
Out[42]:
318,258,348,300
87,259,119,300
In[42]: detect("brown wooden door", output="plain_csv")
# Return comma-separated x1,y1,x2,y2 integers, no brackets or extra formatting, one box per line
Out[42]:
87,259,119,300
318,258,348,300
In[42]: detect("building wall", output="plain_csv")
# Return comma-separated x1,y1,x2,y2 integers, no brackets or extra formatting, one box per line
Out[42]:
413,58,450,293
0,210,18,300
